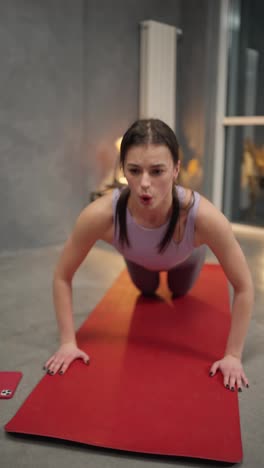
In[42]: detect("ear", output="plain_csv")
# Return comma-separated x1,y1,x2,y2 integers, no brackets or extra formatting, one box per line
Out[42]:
173,161,181,181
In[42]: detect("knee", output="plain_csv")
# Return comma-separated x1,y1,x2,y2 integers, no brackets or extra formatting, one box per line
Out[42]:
140,288,158,297
136,283,159,296
169,286,190,298
132,278,159,296
167,277,193,297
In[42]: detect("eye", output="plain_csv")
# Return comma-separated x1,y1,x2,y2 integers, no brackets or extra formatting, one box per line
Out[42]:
150,168,163,176
128,168,141,175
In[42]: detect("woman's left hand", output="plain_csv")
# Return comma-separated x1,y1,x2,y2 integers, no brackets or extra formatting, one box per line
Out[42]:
209,355,249,392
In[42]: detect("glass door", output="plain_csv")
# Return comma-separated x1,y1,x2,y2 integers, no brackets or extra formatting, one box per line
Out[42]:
214,0,264,227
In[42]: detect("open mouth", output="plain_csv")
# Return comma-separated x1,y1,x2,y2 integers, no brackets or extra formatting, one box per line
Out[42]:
140,194,152,204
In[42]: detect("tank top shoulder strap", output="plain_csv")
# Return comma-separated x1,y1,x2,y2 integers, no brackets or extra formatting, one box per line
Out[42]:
181,188,201,245
112,188,122,224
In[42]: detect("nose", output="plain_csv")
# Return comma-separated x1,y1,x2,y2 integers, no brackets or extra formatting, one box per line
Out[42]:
140,171,151,189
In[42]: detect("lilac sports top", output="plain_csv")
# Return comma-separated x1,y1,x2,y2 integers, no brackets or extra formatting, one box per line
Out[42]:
112,186,201,271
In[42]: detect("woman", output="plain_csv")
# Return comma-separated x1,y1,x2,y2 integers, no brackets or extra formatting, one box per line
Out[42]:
44,119,254,392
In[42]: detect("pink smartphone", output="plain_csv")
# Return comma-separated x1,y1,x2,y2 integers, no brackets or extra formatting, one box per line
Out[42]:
0,372,23,399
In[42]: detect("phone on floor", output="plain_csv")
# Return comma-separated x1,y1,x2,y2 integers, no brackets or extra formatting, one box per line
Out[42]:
0,372,23,399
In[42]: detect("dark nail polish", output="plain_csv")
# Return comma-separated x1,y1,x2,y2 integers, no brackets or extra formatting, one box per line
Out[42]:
246,384,249,388
231,387,235,392
226,384,229,389
238,387,242,392
43,366,46,371
209,372,213,377
59,371,63,375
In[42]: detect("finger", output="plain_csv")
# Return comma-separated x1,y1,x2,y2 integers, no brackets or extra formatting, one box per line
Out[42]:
80,353,90,365
242,377,250,388
241,370,250,388
223,374,230,389
59,356,75,374
46,361,57,375
229,375,236,392
58,353,90,375
43,356,56,370
48,359,64,375
209,361,220,377
58,362,68,375
236,377,243,393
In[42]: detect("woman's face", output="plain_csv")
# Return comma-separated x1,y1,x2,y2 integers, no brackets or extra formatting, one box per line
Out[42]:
123,144,180,211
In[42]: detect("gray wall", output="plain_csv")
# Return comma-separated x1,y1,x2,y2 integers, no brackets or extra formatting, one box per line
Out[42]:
1,0,221,252
0,1,84,251
0,0,182,253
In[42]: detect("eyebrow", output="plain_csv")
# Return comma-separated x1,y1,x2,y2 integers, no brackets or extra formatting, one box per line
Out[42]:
126,163,166,168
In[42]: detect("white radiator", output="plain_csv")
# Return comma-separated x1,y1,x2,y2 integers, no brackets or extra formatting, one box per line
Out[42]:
139,20,181,131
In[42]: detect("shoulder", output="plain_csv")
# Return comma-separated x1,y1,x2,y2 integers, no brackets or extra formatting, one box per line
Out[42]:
195,195,230,239
53,192,115,279
79,191,113,218
194,195,252,292
194,194,237,254
176,186,195,210
73,192,114,242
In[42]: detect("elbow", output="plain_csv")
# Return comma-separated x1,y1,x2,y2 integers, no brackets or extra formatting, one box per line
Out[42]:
53,266,73,287
245,274,255,304
234,278,255,309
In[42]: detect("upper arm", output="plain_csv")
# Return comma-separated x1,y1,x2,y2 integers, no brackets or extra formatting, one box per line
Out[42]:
54,193,113,282
195,197,253,292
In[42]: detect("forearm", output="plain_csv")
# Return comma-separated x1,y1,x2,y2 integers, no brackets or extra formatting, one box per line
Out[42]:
52,276,77,346
225,288,254,359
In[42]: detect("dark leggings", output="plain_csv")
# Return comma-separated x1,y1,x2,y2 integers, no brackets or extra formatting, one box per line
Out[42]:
125,245,206,297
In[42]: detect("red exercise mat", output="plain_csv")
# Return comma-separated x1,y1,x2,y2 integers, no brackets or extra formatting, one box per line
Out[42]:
5,265,243,462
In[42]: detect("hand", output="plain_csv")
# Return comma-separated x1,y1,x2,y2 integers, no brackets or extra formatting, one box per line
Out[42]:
209,354,249,392
43,342,90,376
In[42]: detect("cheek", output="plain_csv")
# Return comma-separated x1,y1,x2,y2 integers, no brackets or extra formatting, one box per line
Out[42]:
124,172,136,188
123,168,129,181
159,173,174,188
159,176,175,196
153,179,172,199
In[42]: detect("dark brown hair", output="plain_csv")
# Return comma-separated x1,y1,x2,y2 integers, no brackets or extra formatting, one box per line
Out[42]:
115,119,186,253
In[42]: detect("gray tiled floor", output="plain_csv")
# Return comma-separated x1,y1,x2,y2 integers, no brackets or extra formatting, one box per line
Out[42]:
0,230,263,468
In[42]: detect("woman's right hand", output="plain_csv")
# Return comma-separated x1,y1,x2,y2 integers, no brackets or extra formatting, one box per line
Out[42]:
43,343,90,375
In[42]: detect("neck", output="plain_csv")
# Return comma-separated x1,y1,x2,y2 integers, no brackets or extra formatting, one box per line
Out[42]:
128,193,173,228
